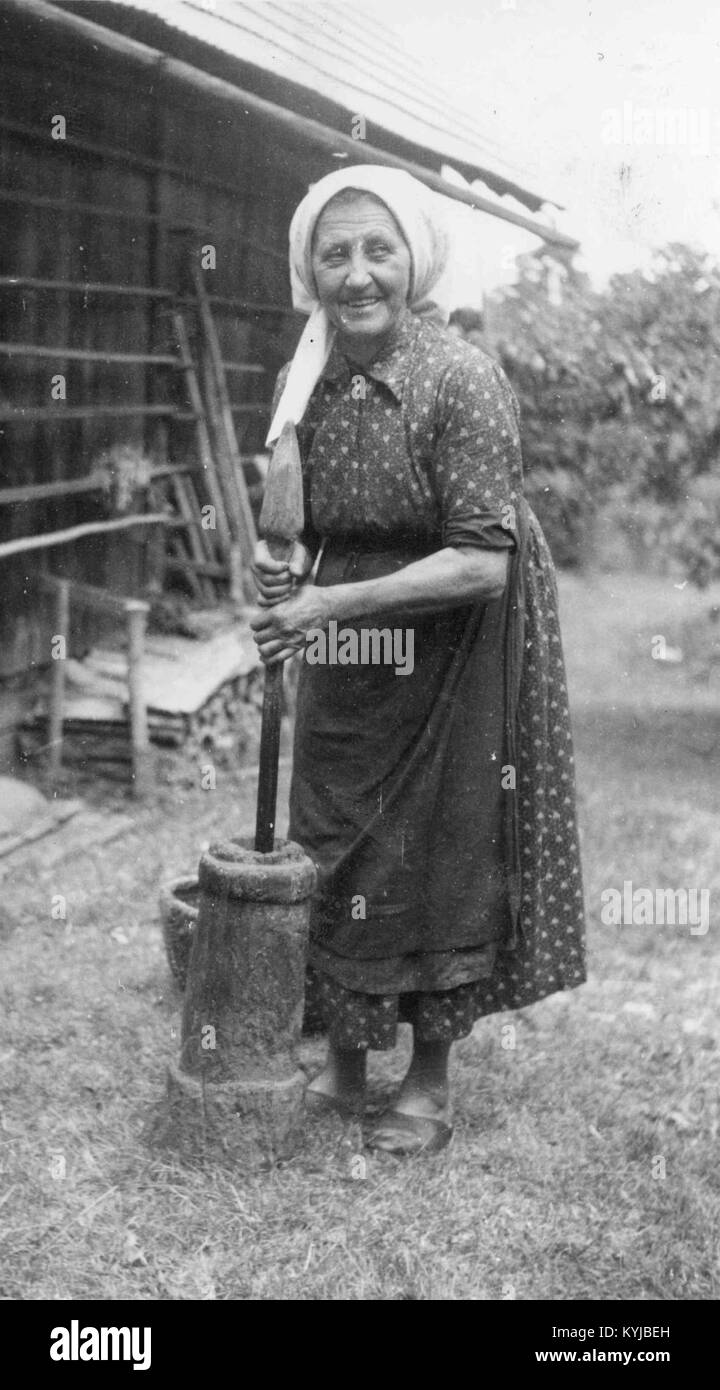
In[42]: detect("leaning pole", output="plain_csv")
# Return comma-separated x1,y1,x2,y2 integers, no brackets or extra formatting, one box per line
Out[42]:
160,424,317,1164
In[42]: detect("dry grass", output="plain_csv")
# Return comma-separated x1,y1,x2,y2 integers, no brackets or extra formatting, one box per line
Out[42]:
1,570,719,1301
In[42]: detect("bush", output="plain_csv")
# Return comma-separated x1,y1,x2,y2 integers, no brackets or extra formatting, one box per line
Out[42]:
484,244,720,581
524,466,594,569
671,474,720,588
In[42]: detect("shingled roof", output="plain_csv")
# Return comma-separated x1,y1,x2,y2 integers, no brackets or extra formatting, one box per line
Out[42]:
80,0,559,214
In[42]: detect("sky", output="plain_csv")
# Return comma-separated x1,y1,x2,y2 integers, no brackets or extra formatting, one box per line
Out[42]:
361,0,720,294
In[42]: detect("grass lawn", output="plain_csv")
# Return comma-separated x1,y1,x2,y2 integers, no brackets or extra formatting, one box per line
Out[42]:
1,569,719,1301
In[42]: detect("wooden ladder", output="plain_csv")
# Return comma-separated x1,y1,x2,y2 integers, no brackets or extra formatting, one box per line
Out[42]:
190,262,259,600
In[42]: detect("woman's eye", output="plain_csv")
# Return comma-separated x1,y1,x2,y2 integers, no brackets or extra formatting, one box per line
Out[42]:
368,243,390,258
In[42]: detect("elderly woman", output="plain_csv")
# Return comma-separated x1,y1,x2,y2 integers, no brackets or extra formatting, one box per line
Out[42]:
251,166,585,1155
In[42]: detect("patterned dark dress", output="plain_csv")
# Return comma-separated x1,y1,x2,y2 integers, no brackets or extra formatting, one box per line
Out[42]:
276,307,585,1050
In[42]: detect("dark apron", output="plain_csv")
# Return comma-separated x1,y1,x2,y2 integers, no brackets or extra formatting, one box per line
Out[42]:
288,504,528,970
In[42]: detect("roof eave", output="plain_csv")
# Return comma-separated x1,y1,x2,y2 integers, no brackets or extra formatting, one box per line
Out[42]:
14,0,578,250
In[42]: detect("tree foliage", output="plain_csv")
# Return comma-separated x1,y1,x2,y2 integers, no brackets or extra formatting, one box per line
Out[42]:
485,244,720,579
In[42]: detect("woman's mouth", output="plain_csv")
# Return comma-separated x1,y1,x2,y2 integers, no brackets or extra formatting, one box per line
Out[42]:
342,298,382,313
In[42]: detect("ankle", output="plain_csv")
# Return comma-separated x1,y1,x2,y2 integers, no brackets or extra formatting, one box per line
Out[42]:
407,1040,451,1088
327,1044,367,1085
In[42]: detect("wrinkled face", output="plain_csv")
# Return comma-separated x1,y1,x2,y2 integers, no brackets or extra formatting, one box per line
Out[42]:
311,193,412,352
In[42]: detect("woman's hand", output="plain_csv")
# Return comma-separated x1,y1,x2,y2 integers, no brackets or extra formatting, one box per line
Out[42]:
251,539,314,607
250,584,329,665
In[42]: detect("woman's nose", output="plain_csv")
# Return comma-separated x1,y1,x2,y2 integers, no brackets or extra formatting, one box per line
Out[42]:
344,254,373,288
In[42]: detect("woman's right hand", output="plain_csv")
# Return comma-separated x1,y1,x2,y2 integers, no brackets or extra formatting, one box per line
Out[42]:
251,539,314,607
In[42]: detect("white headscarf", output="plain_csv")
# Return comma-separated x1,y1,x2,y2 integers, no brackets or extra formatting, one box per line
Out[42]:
266,165,453,445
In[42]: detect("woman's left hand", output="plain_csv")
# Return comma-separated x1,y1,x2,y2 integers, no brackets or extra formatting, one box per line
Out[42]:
249,585,329,665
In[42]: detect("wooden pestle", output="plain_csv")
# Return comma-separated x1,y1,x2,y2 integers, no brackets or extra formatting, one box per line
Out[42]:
254,421,305,852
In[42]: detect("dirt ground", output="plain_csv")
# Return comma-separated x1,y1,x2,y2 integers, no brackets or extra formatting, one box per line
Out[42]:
1,568,719,1300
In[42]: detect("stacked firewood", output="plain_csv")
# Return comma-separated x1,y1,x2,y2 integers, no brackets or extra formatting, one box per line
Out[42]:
19,622,264,784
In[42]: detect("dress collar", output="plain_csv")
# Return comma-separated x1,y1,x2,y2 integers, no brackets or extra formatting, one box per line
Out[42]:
320,307,418,402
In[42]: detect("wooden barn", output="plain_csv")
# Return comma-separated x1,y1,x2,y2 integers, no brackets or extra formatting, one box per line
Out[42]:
0,0,574,778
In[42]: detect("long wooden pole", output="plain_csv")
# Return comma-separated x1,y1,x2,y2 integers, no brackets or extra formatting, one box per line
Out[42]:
0,341,179,366
48,579,70,781
126,601,151,799
0,270,295,315
0,463,193,507
254,424,305,854
172,311,232,558
254,544,293,855
0,405,196,423
0,513,168,560
191,263,258,579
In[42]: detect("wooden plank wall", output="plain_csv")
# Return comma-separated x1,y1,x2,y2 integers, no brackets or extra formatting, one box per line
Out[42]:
0,16,320,679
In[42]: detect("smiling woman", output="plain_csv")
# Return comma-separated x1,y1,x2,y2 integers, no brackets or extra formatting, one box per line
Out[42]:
311,192,412,354
251,165,586,1155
